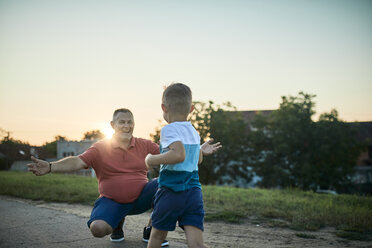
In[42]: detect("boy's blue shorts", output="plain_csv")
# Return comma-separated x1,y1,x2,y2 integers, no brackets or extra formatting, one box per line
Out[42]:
151,187,204,231
87,178,158,229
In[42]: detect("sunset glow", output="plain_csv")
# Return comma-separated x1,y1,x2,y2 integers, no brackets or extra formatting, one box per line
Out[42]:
100,125,115,139
0,1,371,145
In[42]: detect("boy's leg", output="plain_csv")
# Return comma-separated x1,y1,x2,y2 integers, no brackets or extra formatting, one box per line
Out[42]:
128,178,165,243
184,225,207,248
147,227,168,248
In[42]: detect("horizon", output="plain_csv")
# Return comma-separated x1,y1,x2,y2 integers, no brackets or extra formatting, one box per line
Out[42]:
1,103,371,146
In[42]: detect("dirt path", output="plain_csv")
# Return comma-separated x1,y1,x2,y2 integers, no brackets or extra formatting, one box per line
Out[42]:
1,195,370,248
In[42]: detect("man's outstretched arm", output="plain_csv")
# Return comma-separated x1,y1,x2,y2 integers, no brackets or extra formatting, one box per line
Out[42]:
27,156,87,176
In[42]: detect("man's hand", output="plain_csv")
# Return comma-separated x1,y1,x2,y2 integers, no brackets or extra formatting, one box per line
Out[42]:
27,156,50,176
201,138,222,156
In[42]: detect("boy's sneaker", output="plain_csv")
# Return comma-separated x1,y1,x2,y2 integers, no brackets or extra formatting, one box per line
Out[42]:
110,219,125,242
143,226,169,247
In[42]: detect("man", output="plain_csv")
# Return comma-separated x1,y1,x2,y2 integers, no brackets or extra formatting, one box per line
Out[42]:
28,108,221,246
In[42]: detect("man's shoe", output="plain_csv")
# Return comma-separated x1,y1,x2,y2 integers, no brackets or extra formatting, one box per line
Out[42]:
143,226,169,247
110,219,125,242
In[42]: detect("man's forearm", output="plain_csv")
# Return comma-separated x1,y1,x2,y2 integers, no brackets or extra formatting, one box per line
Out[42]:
50,156,86,173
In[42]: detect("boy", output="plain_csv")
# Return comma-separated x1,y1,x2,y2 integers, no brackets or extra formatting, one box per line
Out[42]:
145,83,207,248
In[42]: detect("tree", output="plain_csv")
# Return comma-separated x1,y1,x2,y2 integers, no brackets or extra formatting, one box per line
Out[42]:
206,103,252,186
83,130,104,140
248,92,363,191
149,120,164,144
0,131,30,170
312,110,362,191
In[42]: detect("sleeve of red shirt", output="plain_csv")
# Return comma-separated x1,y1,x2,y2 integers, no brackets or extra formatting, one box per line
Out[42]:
148,140,160,155
78,143,99,169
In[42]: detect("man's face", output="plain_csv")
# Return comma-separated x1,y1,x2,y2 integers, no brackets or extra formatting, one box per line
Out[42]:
111,112,134,140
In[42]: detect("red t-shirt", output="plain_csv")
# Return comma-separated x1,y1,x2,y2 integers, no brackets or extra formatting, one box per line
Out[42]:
79,137,159,203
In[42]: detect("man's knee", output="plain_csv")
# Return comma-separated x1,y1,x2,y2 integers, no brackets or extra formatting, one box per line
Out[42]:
90,220,112,238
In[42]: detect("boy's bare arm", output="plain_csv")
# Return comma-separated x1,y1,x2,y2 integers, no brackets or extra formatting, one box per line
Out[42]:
198,151,203,164
145,141,185,168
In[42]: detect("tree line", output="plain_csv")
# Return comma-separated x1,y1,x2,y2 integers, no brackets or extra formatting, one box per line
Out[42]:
151,92,366,193
1,92,367,193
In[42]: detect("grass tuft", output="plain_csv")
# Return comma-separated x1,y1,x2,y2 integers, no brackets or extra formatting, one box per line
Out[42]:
335,231,371,241
204,210,245,223
295,233,316,239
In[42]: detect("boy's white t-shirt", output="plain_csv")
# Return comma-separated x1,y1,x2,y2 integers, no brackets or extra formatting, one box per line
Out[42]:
158,121,201,192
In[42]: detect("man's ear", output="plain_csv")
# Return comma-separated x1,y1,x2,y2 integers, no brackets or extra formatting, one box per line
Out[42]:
161,104,167,112
110,121,114,129
189,105,195,113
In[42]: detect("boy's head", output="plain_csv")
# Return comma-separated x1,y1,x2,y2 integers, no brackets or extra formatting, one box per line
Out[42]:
162,83,193,121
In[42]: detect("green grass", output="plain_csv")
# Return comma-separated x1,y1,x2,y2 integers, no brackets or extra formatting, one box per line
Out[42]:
202,185,372,233
1,171,372,237
0,171,98,205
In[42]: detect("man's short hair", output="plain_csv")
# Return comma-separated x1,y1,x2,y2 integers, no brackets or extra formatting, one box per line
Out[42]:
112,108,133,120
162,83,192,115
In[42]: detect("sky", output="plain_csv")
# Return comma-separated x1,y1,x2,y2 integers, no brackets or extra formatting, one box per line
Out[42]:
0,0,371,146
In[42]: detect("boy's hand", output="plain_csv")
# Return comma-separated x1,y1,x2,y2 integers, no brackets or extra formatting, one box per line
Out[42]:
201,138,222,156
145,154,154,169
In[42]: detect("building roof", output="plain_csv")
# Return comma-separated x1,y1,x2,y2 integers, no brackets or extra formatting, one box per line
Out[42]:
348,122,372,144
239,110,274,124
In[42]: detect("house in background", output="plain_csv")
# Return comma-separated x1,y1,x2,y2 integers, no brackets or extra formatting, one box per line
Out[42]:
56,139,97,177
349,122,372,194
57,140,95,159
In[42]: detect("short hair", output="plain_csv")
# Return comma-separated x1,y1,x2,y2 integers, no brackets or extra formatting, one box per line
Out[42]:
162,83,192,115
112,108,134,120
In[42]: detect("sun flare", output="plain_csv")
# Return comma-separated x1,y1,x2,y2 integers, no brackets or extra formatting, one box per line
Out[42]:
101,126,114,139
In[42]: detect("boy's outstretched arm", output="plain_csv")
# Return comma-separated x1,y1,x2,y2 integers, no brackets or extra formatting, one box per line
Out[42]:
201,138,222,156
199,138,222,164
198,151,203,165
146,141,185,169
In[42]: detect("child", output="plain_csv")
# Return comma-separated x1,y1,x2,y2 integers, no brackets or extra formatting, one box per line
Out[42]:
145,83,207,248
